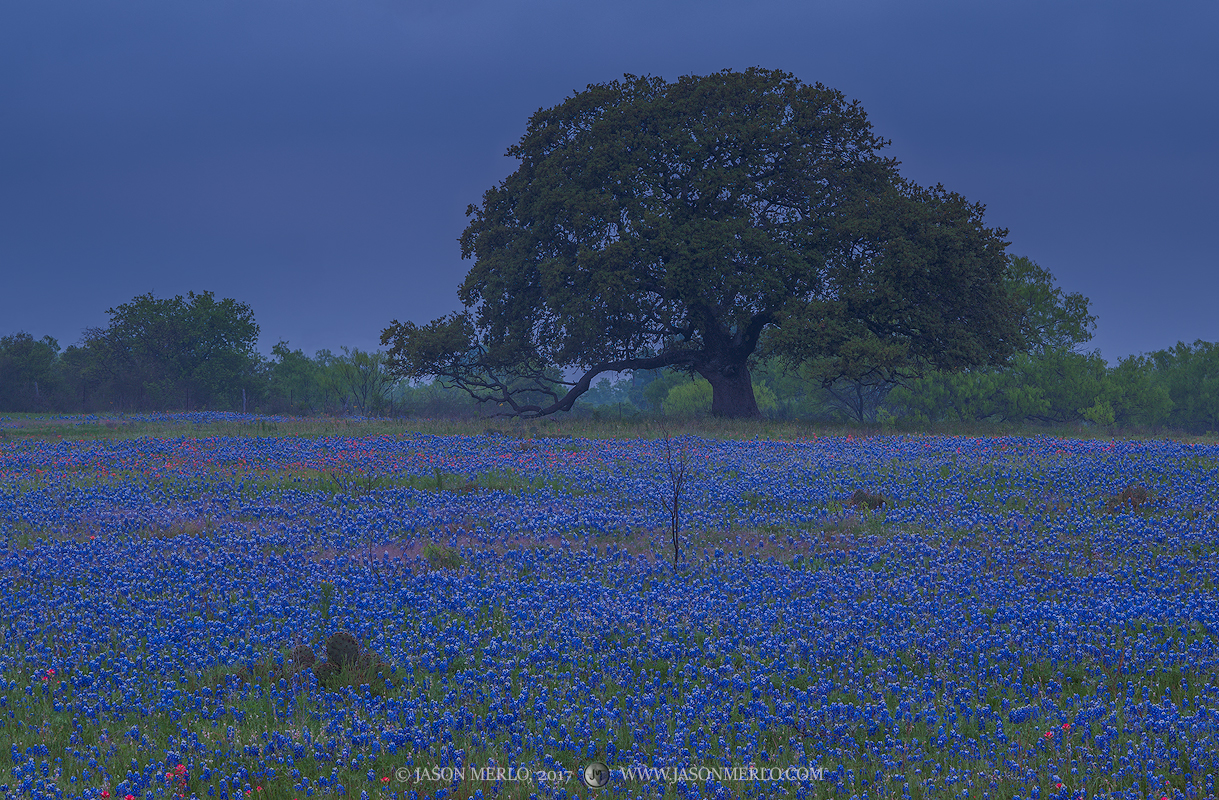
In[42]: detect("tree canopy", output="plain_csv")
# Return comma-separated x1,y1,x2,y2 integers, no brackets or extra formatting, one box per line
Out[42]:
810,253,1099,423
72,291,261,410
1005,255,1096,355
397,68,1016,417
0,332,61,409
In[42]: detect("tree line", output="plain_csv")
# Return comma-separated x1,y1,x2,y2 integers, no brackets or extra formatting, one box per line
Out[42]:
613,338,1219,433
0,291,470,418
2,282,1217,432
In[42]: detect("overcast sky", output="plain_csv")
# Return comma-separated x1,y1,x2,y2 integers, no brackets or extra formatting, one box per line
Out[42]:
2,0,1216,364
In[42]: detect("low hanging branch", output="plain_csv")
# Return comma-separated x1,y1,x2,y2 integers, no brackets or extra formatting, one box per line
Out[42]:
381,313,713,418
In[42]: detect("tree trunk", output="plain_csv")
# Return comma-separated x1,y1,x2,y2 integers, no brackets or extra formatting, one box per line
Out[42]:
700,361,760,418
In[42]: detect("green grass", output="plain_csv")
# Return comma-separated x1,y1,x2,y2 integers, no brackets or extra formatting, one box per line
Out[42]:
4,409,1219,444
422,542,463,570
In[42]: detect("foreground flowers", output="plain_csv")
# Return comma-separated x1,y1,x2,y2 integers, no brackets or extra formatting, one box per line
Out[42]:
0,421,1216,799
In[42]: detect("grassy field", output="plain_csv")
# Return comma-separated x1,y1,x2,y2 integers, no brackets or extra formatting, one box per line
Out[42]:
3,409,1215,445
1,412,1217,800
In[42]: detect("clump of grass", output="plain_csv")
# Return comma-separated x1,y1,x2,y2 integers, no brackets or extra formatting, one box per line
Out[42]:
195,642,320,693
845,489,888,511
405,469,476,493
423,542,463,570
318,581,334,622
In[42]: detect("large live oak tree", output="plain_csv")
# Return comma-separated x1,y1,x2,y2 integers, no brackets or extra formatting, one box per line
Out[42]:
382,68,1018,417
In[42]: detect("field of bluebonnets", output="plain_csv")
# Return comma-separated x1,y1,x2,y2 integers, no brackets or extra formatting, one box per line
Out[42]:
2,412,1218,800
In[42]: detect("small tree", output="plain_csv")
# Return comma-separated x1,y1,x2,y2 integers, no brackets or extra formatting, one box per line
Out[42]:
267,341,323,414
1100,354,1172,428
660,432,689,568
1149,340,1219,432
317,347,396,415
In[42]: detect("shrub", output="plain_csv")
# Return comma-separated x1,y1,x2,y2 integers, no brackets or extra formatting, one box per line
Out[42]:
663,378,777,417
845,490,887,511
663,379,713,417
1081,399,1116,427
423,542,463,570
